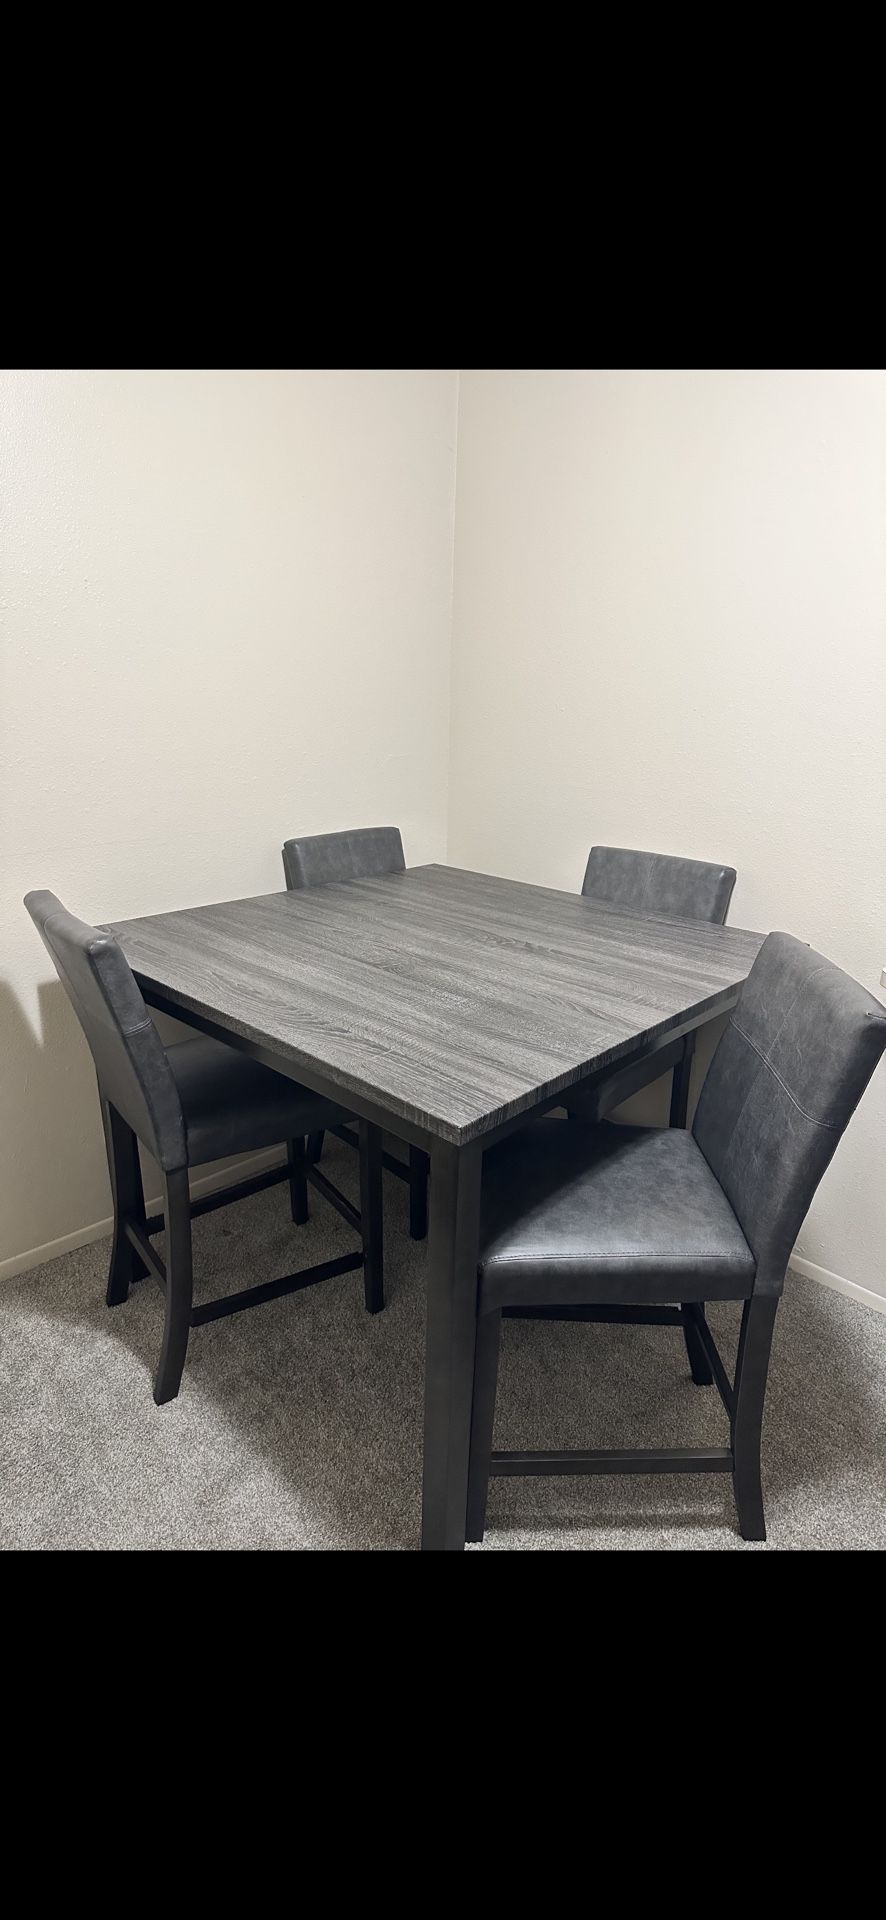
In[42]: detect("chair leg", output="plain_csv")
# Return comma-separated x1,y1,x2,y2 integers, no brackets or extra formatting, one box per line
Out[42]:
287,1137,309,1224
466,1310,502,1544
675,1028,707,1382
409,1146,429,1240
153,1168,194,1406
101,1097,148,1305
669,1030,697,1128
682,1302,713,1385
359,1120,384,1314
307,1130,325,1165
731,1295,778,1541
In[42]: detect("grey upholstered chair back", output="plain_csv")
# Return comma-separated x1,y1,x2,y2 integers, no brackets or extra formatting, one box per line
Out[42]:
582,846,736,924
283,827,405,890
693,932,886,1289
24,890,186,1171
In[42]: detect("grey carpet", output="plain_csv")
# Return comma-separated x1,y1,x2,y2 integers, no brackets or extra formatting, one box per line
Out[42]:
1,1137,884,1551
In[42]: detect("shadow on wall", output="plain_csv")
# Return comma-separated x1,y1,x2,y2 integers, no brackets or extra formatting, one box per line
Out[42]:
0,976,111,1272
0,974,281,1278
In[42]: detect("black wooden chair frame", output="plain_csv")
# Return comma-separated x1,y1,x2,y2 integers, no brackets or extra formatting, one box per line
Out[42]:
466,1016,775,1542
469,1294,776,1542
307,1123,429,1240
103,1096,383,1405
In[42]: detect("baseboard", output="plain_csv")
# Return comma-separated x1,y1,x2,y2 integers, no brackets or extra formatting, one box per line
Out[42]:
0,1148,287,1284
790,1254,886,1316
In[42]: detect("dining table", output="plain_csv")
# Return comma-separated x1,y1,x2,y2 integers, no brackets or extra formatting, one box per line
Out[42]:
112,862,765,1550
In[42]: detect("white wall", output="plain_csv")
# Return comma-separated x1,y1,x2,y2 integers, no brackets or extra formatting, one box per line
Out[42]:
4,368,884,1304
449,369,886,1301
1,369,458,1273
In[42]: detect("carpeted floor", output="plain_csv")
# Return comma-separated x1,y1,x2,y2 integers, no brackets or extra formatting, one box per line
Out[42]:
2,1137,884,1550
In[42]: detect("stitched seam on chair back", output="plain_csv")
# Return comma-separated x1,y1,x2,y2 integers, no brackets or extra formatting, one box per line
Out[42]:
731,1016,841,1131
716,963,841,1206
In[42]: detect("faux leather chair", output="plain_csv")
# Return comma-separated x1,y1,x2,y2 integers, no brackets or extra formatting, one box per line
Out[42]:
466,932,886,1544
282,825,407,890
572,846,738,1128
281,827,430,1240
25,890,383,1406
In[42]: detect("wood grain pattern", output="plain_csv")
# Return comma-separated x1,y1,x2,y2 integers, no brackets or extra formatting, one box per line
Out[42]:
111,865,764,1146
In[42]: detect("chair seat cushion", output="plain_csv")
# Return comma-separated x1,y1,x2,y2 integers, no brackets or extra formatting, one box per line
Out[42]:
479,1120,756,1309
167,1036,347,1167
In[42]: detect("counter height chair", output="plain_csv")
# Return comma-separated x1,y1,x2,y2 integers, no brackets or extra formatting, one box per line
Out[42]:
282,825,407,890
466,932,886,1544
567,846,738,1360
572,846,737,1130
25,890,384,1406
282,827,430,1240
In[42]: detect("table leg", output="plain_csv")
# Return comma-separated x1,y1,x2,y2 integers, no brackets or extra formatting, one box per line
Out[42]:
421,1138,483,1551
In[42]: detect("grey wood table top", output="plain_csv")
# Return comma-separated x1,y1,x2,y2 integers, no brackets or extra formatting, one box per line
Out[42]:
111,864,765,1147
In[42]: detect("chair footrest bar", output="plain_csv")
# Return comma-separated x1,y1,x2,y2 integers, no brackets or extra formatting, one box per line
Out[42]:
383,1151,412,1184
684,1305,735,1418
328,1121,418,1187
189,1162,289,1221
305,1165,361,1233
145,1162,290,1237
490,1447,734,1477
190,1250,363,1326
503,1304,684,1326
124,1220,166,1287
